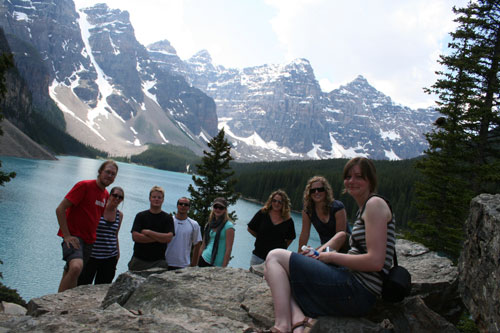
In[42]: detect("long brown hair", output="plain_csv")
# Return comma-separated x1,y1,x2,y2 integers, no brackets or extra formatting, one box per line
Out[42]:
303,175,334,215
261,189,291,219
342,157,377,193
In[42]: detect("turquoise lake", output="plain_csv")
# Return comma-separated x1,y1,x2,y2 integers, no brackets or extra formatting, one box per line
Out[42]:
0,155,320,301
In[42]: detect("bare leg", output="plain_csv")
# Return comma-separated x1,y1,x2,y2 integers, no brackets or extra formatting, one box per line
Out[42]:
265,249,307,332
58,258,83,292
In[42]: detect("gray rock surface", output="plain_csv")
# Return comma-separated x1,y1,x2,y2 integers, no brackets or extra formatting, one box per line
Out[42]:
458,193,500,333
252,238,460,323
0,250,460,332
0,301,26,316
0,119,56,160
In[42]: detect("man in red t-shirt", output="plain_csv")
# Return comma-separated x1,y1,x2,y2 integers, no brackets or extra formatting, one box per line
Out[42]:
55,160,118,292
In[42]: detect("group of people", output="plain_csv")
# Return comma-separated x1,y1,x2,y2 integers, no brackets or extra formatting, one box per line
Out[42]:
55,157,396,333
54,160,235,292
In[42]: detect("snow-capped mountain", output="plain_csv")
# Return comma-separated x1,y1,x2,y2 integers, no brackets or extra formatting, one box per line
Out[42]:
0,0,216,157
1,0,438,161
150,45,438,160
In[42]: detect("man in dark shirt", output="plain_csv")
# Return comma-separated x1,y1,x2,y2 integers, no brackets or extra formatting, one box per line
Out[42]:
128,185,174,271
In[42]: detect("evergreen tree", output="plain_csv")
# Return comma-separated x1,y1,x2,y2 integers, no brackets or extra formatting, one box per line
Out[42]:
187,128,239,229
0,51,15,186
410,0,500,259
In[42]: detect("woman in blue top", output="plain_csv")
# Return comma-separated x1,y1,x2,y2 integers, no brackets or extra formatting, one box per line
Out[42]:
298,176,348,253
198,197,235,267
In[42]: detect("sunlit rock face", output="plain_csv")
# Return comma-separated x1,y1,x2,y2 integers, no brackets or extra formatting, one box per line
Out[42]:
171,49,439,161
0,0,436,161
0,1,216,157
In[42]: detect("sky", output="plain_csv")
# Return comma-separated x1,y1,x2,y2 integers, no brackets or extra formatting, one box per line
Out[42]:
73,0,469,109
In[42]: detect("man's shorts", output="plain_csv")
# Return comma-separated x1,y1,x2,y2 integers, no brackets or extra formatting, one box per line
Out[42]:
127,256,168,271
61,237,92,271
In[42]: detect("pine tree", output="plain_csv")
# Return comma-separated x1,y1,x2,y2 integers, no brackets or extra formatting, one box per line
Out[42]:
187,128,239,229
0,51,15,186
410,0,500,259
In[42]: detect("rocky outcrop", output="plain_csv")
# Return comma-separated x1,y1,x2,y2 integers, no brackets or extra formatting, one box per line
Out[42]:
0,240,461,332
0,119,56,160
458,193,500,333
174,49,438,160
0,1,216,157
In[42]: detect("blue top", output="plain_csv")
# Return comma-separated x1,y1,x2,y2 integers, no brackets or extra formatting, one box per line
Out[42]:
201,221,235,266
308,200,346,244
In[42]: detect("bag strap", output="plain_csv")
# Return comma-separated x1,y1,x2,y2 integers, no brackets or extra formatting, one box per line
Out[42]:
353,194,398,269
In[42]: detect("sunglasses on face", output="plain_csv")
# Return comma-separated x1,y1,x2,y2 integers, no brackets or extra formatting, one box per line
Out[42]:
309,187,326,194
178,202,190,207
111,193,124,200
272,199,283,204
213,204,226,210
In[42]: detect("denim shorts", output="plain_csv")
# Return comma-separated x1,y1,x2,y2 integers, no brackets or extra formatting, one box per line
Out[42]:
289,252,376,318
250,253,265,266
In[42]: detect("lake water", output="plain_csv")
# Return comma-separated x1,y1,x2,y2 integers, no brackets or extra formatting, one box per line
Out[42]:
0,155,320,301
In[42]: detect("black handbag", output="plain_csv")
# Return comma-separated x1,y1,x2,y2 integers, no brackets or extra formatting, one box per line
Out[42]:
353,195,412,303
381,251,411,302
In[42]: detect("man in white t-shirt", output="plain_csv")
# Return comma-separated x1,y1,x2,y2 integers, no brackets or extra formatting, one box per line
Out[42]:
165,197,202,270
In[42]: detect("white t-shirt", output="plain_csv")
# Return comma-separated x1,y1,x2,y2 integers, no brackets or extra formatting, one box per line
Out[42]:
165,216,202,268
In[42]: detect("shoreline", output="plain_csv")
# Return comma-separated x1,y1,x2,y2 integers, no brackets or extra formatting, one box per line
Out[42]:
239,196,302,214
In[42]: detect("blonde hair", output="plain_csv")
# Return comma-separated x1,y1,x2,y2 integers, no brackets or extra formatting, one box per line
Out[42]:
261,189,291,219
303,175,334,215
208,206,230,222
149,185,165,198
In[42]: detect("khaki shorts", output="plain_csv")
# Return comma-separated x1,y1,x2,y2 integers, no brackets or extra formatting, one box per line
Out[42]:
61,237,92,271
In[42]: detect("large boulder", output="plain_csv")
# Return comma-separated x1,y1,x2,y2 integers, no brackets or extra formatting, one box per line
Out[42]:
252,239,460,323
0,240,460,332
458,193,500,333
395,239,461,323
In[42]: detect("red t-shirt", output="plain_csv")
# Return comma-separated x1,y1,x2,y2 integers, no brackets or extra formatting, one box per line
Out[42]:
57,180,109,244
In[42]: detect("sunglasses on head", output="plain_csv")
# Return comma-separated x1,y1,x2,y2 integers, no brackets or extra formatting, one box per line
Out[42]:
272,199,283,204
178,202,190,207
111,193,124,200
213,204,225,210
309,187,326,194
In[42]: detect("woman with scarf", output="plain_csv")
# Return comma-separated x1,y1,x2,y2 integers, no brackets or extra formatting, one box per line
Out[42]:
198,197,235,267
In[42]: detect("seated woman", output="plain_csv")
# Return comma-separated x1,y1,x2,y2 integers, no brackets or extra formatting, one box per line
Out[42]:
262,157,396,333
247,189,296,266
198,197,235,267
298,176,348,253
78,186,124,285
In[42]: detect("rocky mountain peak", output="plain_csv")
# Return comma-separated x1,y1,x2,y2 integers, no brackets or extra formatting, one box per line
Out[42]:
189,49,213,64
146,39,177,55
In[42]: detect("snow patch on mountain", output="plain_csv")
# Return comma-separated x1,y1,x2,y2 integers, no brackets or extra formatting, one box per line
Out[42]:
380,129,401,140
49,82,106,141
219,118,300,157
158,130,169,143
384,149,400,160
77,9,119,123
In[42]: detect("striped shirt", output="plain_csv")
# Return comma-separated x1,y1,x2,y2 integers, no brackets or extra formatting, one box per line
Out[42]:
90,210,121,259
348,195,396,296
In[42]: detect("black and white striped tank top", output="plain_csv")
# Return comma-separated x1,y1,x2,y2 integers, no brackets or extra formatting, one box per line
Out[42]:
348,195,396,296
90,210,120,259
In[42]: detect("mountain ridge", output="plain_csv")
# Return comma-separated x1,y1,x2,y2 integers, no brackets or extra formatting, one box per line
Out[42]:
0,0,438,161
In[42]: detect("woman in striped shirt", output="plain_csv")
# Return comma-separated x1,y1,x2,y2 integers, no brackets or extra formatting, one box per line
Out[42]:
261,157,395,333
78,186,124,285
